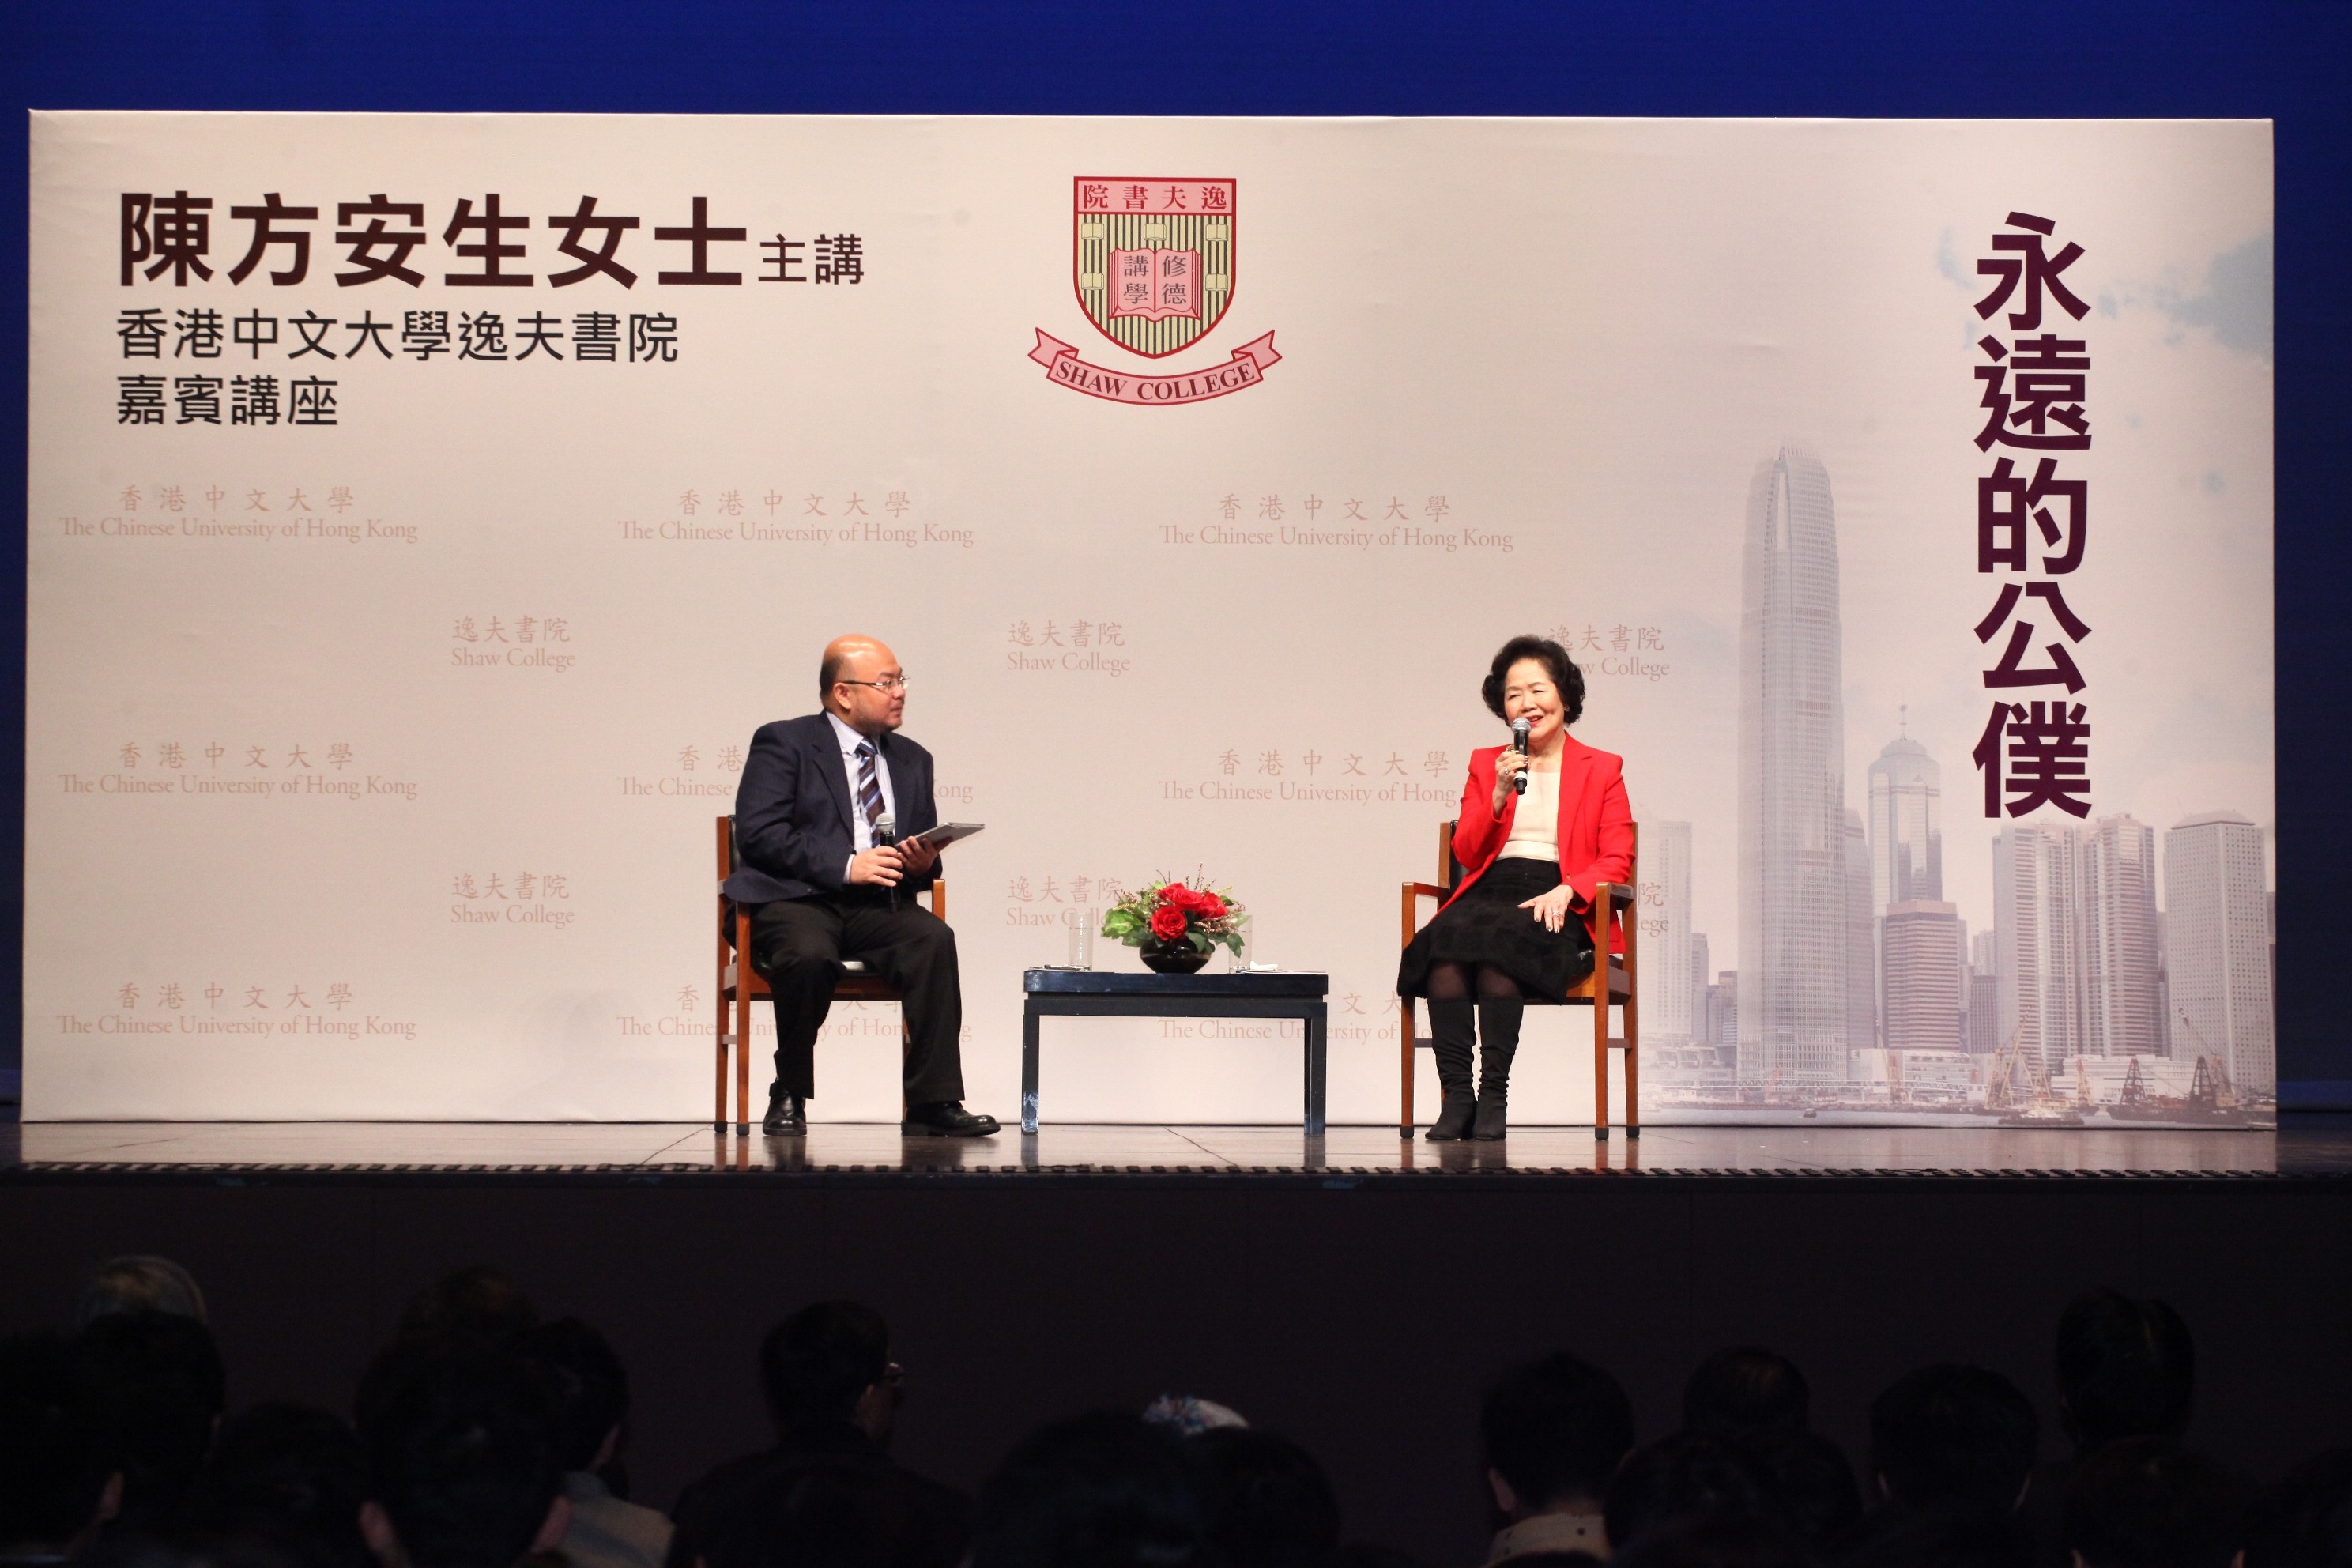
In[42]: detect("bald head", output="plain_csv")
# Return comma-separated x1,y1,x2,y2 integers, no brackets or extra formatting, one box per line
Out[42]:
819,636,906,737
820,635,889,699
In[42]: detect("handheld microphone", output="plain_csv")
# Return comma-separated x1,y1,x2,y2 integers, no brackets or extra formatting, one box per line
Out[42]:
1511,719,1531,796
876,813,899,911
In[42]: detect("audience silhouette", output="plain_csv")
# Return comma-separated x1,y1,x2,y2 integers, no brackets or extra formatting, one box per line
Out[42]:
0,1265,2308,1568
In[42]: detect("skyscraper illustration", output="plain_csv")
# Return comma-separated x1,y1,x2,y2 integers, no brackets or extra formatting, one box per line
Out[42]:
1689,930,1712,1072
2082,815,2163,1060
1845,808,1877,1060
1992,823,2086,1078
1868,726,1943,1035
2163,812,2275,1099
1966,929,2000,1054
1884,900,1964,1053
1737,445,1849,1089
1991,814,2165,1090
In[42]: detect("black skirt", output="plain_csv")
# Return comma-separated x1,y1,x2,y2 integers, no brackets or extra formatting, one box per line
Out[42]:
1396,856,1596,1001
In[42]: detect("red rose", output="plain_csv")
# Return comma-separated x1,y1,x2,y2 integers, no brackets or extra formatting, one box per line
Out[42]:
1163,884,1208,913
1197,891,1227,918
1149,905,1189,940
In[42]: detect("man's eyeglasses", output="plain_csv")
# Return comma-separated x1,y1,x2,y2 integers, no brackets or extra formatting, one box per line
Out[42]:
838,675,909,692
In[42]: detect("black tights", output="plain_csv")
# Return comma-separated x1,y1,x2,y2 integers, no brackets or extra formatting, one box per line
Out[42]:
1423,963,1525,1098
1424,960,1526,1003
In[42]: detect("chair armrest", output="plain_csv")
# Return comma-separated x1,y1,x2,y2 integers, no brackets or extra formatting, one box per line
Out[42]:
1401,880,1448,948
1585,882,1626,947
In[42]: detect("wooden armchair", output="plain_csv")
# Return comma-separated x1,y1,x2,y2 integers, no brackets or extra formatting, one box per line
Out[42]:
1397,821,1639,1140
713,815,946,1133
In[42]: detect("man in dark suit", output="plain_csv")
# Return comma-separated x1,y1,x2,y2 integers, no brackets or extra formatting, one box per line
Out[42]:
725,635,998,1137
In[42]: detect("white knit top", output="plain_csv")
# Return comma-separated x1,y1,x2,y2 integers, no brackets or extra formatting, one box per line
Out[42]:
1498,767,1561,861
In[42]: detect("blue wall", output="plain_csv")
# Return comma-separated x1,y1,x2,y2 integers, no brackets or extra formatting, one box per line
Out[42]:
5,0,2346,1100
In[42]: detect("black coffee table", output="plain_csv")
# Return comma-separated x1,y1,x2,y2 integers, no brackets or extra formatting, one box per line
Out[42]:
1020,970,1331,1135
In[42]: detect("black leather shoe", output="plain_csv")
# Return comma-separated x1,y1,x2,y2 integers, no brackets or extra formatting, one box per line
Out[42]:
902,1101,1000,1137
762,1091,806,1136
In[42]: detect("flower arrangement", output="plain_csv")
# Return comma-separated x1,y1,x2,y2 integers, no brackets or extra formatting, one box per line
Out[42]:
1101,873,1249,967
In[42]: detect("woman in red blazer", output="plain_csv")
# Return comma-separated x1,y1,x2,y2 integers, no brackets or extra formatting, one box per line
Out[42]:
1397,635,1634,1141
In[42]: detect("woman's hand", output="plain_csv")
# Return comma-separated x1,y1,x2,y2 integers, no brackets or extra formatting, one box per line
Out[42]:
1518,884,1579,934
1491,748,1529,813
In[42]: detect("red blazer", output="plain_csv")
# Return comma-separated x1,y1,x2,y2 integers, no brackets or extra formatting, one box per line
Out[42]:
1444,734,1634,952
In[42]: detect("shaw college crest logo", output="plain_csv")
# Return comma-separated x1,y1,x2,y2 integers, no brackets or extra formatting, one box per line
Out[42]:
1029,177,1280,406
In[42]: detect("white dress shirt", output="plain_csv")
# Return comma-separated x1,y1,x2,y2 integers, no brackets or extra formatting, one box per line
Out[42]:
826,710,897,879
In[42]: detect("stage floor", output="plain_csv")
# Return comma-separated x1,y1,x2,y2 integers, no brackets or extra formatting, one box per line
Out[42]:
5,1120,2349,1183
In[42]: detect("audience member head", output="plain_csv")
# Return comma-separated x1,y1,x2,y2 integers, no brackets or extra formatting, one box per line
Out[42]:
1733,1430,1859,1551
0,1329,121,1557
78,1532,311,1568
1839,1512,2034,1568
77,1307,230,1529
352,1340,567,1568
971,1411,1215,1568
2064,1438,2249,1568
394,1268,540,1351
2249,1449,2352,1568
187,1404,371,1568
1144,1395,1250,1437
1609,1517,1812,1568
760,1302,896,1446
1683,1350,1809,1439
1868,1365,2037,1517
2055,1291,2196,1457
518,1318,628,1476
694,1460,946,1568
1191,1427,1340,1568
1328,1550,1438,1568
76,1257,210,1329
1605,1436,1772,1552
1483,1353,1636,1521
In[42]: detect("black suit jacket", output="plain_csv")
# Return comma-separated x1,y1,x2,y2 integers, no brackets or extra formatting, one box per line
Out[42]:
724,714,940,905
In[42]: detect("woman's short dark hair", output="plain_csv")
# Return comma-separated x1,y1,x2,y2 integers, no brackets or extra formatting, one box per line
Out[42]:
1483,636,1585,726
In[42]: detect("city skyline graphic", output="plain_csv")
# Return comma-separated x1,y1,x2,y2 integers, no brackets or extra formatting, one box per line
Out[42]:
1640,445,2274,1125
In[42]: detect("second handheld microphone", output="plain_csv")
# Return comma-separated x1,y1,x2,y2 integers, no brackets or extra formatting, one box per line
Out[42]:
876,812,899,911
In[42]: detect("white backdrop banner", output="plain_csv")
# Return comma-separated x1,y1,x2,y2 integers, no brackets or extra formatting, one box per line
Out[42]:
25,114,2274,1125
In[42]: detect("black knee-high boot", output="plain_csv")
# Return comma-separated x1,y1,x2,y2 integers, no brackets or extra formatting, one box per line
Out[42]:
1425,1001,1476,1140
1472,997,1525,1140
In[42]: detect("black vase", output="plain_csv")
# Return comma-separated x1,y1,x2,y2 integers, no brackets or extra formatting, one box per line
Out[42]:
1139,936,1212,974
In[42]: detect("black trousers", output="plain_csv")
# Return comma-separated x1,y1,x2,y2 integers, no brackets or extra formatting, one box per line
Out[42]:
748,890,965,1103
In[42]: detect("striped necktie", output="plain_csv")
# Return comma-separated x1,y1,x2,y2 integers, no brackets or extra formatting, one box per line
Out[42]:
855,741,884,832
